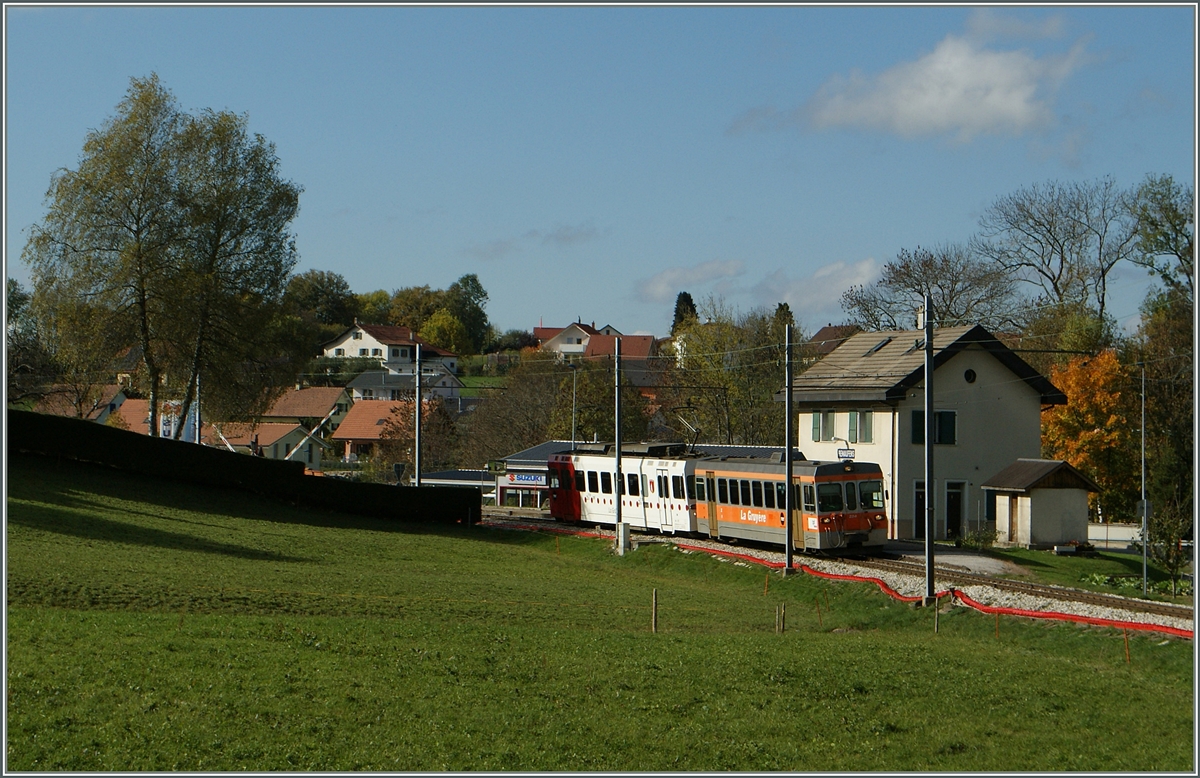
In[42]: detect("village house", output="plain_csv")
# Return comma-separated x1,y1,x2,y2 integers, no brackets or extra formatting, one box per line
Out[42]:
778,324,1066,541
533,321,623,359
33,384,127,424
321,321,458,375
204,421,325,469
261,385,352,433
345,369,463,402
329,399,410,462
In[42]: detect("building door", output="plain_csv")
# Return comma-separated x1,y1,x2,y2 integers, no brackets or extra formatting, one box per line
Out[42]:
946,482,965,539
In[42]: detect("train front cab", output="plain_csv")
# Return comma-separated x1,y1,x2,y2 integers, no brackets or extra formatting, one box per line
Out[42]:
546,455,581,522
692,460,887,553
800,462,888,551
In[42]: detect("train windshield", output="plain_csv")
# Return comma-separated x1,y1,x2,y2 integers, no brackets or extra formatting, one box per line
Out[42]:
816,483,844,513
859,480,885,509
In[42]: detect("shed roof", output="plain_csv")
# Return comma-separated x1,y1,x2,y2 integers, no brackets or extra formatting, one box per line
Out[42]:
778,324,1066,405
981,459,1100,493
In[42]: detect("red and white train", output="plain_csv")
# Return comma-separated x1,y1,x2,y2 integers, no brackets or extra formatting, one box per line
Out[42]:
546,443,888,552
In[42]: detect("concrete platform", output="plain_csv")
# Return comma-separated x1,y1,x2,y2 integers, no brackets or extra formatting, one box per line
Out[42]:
883,540,1030,577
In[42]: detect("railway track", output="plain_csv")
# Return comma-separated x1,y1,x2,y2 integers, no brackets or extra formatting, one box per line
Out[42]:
853,555,1194,620
479,511,1193,621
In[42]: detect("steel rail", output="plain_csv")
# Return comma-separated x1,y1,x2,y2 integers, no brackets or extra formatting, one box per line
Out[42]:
853,556,1193,619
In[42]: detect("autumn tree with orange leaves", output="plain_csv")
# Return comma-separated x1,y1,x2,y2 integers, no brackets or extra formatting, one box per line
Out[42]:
1042,350,1140,521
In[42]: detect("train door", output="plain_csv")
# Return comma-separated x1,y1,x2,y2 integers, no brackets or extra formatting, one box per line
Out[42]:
705,471,718,537
655,469,670,529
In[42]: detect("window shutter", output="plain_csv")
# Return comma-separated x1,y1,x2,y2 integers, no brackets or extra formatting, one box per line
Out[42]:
812,412,821,442
848,411,858,443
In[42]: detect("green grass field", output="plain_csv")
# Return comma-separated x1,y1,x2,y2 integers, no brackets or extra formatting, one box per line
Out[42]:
6,453,1194,771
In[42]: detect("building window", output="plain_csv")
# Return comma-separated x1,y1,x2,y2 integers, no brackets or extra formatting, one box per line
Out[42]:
371,348,382,356
352,331,362,340
362,389,374,399
335,348,345,356
849,410,874,444
359,348,368,356
911,411,956,444
391,348,400,358
811,410,835,442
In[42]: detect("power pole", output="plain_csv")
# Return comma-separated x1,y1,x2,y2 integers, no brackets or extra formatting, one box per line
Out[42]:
784,323,794,575
414,343,422,487
923,296,936,605
1140,360,1147,596
614,338,626,554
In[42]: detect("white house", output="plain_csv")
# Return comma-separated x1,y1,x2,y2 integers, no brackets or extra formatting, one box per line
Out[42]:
533,321,631,360
321,322,458,376
779,325,1066,540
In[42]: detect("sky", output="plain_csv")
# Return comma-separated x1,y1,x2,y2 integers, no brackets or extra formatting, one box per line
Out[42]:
4,4,1195,339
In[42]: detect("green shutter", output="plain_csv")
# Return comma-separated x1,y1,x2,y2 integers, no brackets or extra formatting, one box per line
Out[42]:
848,411,858,443
812,412,821,442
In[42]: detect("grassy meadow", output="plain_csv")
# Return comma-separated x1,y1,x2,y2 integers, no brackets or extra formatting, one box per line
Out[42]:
6,453,1194,771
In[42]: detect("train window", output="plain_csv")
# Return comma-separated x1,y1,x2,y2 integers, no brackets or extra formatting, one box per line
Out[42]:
763,482,775,509
575,471,585,492
817,483,844,512
859,480,885,509
658,475,669,497
587,471,599,493
693,476,706,501
685,476,696,500
845,482,858,511
548,469,561,490
777,482,788,509
739,480,752,506
601,472,613,494
672,475,685,500
803,484,816,512
616,474,625,495
718,478,730,504
751,481,763,507
627,473,640,496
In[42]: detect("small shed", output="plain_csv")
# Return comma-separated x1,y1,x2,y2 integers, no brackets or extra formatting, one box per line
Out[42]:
981,459,1100,549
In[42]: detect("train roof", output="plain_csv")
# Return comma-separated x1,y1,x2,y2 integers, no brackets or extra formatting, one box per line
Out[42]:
553,442,808,461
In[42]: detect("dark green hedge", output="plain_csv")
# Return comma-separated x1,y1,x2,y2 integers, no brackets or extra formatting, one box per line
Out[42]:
7,410,479,525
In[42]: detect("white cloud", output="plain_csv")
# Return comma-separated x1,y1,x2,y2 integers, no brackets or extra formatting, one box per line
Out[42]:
804,35,1087,142
965,9,1067,42
637,259,745,304
748,258,879,326
729,15,1089,144
465,222,603,260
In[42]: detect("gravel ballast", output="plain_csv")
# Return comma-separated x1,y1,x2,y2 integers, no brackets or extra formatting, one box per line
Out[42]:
481,518,1193,636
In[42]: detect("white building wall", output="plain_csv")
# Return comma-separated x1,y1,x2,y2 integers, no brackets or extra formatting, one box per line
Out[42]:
1028,487,1089,547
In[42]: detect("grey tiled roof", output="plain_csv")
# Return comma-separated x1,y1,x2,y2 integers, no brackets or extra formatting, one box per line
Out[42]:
778,324,1065,405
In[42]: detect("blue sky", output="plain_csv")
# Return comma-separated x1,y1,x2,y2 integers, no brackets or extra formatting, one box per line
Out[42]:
4,5,1195,338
